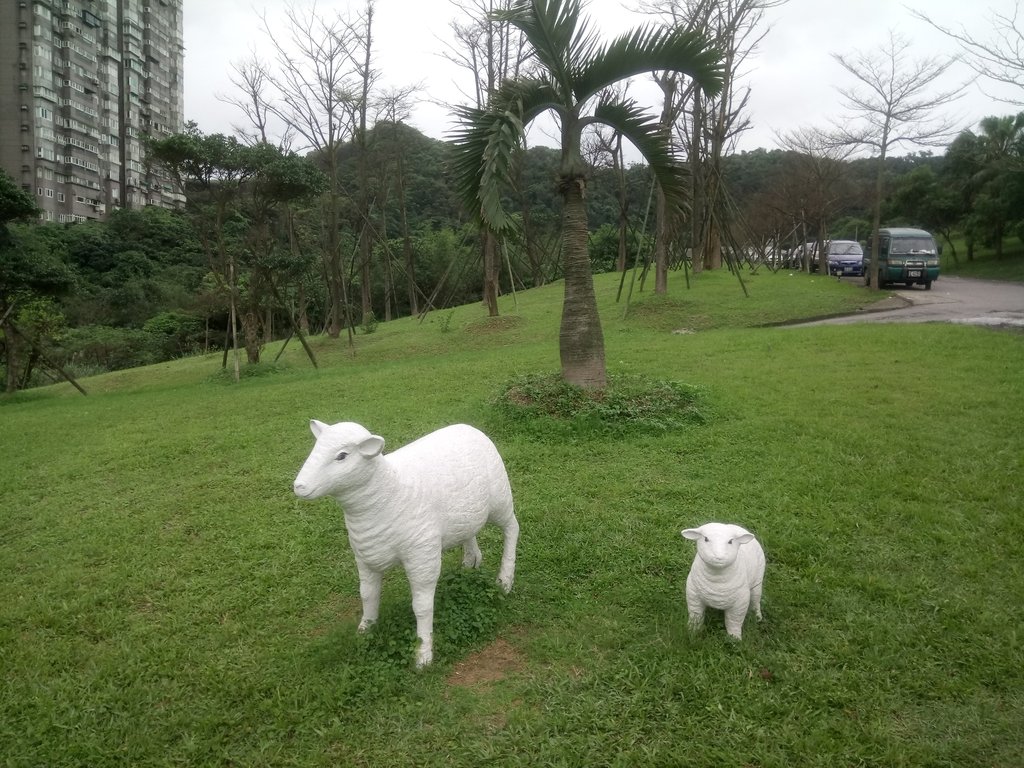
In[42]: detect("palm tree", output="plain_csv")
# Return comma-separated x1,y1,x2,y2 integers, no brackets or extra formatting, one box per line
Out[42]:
451,0,722,389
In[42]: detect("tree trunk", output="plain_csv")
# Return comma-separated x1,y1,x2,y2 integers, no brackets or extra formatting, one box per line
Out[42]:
483,228,500,317
868,150,886,291
559,177,606,390
325,191,345,337
3,321,21,393
397,156,418,317
655,184,669,293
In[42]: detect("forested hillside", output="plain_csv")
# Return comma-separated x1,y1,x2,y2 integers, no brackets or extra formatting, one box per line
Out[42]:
2,113,1021,392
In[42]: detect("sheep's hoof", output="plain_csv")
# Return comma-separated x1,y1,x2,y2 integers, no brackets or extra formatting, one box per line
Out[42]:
357,619,376,633
496,574,514,594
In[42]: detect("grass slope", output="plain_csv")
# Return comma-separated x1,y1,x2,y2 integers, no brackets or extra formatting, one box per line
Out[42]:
2,269,1022,767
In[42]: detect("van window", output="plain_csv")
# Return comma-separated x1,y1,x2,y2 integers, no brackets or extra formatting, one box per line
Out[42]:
828,242,862,256
890,237,936,254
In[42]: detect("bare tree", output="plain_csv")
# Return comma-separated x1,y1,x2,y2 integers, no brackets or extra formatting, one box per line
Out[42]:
444,0,530,316
256,3,360,340
376,87,421,318
776,127,855,272
220,53,278,147
646,0,784,286
338,1,382,329
831,31,963,289
911,3,1024,104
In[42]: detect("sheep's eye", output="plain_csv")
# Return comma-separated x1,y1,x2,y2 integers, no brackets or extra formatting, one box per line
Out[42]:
335,451,349,461
728,538,734,544
703,536,709,542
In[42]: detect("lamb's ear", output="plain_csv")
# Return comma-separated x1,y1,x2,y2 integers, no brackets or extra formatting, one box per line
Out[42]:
681,528,703,541
734,533,755,545
358,434,385,457
310,419,328,438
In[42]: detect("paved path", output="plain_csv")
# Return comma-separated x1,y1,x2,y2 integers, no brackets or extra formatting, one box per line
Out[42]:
787,276,1024,329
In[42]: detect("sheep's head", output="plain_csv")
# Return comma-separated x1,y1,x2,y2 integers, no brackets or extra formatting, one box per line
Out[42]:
293,420,385,500
681,523,754,569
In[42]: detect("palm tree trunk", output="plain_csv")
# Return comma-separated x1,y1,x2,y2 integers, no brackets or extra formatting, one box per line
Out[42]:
483,228,500,316
560,178,606,390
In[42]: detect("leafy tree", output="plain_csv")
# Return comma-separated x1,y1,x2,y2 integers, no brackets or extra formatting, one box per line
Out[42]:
147,127,324,374
0,225,75,393
452,0,722,389
0,171,39,233
890,165,963,261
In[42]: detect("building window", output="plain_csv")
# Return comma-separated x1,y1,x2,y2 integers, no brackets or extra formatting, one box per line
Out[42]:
57,192,65,202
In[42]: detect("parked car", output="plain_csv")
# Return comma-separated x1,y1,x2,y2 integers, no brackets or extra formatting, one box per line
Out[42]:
826,240,865,277
863,228,940,289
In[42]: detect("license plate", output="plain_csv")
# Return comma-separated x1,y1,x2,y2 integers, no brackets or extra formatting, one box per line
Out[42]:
843,267,854,273
908,270,921,277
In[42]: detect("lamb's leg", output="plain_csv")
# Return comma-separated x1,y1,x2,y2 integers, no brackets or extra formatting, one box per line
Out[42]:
355,560,382,632
495,513,519,593
685,583,705,634
408,568,439,668
750,580,764,622
723,601,749,640
462,537,482,568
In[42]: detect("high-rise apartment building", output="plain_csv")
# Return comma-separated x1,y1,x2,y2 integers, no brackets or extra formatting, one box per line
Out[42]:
0,0,185,223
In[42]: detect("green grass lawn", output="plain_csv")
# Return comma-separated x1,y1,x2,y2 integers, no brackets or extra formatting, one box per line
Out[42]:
2,269,1022,767
940,238,1024,282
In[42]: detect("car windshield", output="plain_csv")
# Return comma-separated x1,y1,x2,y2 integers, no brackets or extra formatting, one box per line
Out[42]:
891,237,936,254
829,242,862,256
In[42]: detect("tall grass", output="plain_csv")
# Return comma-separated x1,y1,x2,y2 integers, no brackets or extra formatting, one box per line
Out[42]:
2,269,1022,767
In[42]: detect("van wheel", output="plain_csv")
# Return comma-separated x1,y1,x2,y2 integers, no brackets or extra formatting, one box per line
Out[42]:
924,280,932,291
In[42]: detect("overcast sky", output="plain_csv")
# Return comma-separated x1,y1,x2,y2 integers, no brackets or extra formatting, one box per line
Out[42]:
182,0,1022,157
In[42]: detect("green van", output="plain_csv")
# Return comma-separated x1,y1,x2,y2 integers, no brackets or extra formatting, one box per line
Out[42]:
863,227,941,290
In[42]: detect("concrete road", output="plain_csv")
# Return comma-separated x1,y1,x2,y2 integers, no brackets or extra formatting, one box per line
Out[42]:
787,276,1024,329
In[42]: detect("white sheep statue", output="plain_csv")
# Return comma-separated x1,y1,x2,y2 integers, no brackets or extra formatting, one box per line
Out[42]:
681,522,765,640
293,420,519,667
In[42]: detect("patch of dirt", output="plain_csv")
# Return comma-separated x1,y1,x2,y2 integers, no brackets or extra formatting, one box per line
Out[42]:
446,637,526,689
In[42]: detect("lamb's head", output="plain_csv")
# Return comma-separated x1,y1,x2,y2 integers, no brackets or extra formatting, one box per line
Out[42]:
681,523,754,570
293,420,385,500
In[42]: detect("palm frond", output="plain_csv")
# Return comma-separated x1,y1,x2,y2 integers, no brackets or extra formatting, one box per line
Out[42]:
449,78,561,231
573,24,724,104
501,0,599,99
590,97,689,214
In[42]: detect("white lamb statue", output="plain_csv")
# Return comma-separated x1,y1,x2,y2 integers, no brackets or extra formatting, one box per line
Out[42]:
293,420,519,667
681,522,765,640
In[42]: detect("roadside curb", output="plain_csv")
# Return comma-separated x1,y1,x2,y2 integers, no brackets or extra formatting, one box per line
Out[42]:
765,292,912,328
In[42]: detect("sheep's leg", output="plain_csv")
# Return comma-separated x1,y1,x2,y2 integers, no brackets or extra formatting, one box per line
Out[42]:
355,560,382,633
462,537,482,568
408,565,440,668
686,605,706,633
495,513,519,593
685,583,705,633
723,602,749,640
750,580,764,622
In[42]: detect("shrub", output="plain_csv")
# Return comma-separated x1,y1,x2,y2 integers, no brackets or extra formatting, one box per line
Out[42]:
492,372,708,436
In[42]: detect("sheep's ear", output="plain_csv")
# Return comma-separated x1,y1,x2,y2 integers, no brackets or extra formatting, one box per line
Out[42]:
734,533,754,545
310,419,328,438
358,435,385,457
681,529,703,541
